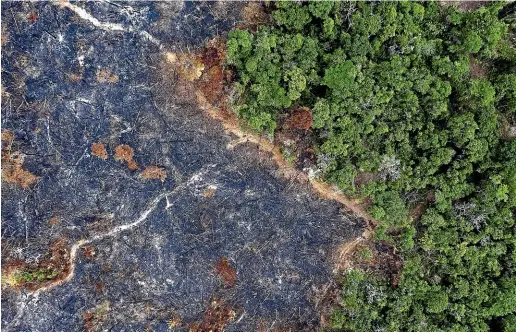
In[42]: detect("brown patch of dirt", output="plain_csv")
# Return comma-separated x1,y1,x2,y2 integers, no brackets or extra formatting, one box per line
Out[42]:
439,0,487,11
201,46,223,69
240,2,270,31
141,166,167,182
2,159,39,189
27,12,39,22
470,55,487,79
48,215,60,226
199,65,225,105
114,144,138,170
1,130,38,189
189,298,238,332
91,142,108,160
95,282,105,292
165,52,205,82
95,68,119,84
126,160,138,170
1,28,9,47
68,72,83,82
354,172,379,188
197,38,230,106
203,186,216,198
1,238,71,291
214,257,237,287
168,313,183,329
283,107,312,130
338,237,402,286
83,245,96,259
334,230,372,272
1,129,14,145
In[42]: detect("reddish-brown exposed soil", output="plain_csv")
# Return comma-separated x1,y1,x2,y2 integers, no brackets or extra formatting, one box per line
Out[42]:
189,298,238,332
283,107,312,130
141,166,167,182
214,257,237,287
91,142,108,160
114,144,138,170
1,129,39,189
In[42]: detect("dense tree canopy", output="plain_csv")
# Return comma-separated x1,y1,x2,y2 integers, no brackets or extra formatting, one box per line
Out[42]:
228,1,516,330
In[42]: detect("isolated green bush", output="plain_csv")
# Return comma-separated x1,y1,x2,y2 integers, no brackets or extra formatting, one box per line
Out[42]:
228,1,516,330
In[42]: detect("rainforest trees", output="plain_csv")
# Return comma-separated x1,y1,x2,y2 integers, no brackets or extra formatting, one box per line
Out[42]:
228,1,516,330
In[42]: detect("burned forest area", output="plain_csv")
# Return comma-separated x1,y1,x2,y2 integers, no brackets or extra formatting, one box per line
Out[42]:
1,1,516,332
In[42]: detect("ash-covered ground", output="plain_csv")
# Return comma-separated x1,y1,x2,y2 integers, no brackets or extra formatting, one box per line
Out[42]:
1,2,362,331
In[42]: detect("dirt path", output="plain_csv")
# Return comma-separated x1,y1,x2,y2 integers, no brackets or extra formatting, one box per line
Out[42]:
195,92,376,227
194,83,376,278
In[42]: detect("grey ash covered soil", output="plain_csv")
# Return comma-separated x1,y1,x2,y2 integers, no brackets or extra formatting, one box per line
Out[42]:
1,2,363,331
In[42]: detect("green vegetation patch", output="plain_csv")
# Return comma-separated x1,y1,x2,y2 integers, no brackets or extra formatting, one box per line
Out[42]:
227,1,516,330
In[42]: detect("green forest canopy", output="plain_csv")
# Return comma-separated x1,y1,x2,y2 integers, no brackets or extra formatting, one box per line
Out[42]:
227,1,516,331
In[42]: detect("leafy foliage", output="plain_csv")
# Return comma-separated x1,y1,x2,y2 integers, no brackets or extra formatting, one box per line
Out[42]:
228,1,516,330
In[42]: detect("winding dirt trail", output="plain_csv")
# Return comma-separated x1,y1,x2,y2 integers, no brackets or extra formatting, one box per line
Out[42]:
195,93,376,227
194,90,375,273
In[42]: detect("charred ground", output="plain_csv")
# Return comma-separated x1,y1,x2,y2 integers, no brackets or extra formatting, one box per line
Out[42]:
1,2,363,331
